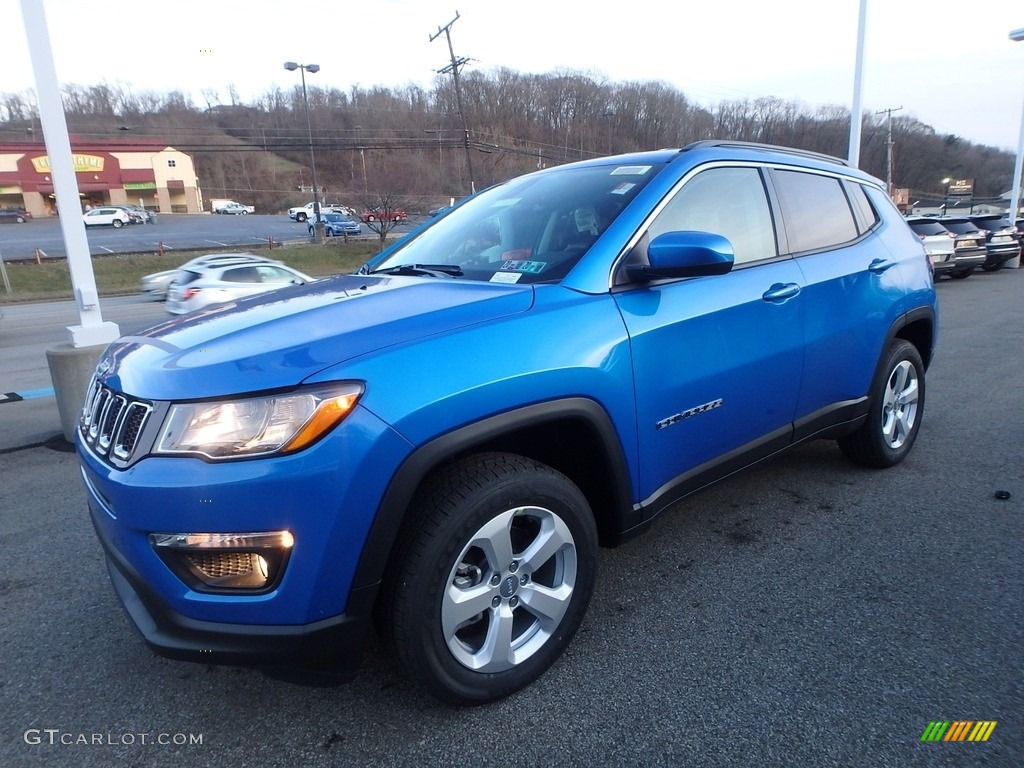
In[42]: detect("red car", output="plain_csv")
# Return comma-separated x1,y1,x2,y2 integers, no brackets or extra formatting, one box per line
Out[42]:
361,207,407,223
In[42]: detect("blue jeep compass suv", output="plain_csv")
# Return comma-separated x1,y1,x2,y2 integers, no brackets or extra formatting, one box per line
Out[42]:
78,141,937,705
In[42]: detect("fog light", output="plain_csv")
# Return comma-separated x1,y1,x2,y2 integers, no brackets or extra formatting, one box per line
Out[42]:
150,531,293,592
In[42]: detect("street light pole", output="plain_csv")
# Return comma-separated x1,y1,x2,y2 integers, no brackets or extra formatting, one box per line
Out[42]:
848,0,868,167
1008,28,1024,268
284,61,323,244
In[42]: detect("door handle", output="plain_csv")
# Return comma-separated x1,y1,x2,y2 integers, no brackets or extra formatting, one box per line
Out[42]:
762,282,801,303
868,258,897,273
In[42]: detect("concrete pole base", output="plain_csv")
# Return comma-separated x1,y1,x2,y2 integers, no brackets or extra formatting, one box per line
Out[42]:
45,343,105,444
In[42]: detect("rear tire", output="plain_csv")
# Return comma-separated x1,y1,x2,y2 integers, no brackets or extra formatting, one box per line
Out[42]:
112,219,123,228
839,339,925,468
378,452,598,706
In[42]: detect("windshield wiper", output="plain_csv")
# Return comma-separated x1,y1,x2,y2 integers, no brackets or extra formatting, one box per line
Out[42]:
371,263,464,278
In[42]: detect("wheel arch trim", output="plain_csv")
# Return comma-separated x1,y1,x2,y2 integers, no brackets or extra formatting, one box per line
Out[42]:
347,397,634,609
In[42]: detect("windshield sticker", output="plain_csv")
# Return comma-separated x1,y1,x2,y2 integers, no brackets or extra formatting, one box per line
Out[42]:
499,260,546,274
611,165,652,176
490,271,523,284
610,182,636,195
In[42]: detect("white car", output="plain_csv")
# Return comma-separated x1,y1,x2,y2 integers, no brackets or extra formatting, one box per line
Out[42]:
905,216,956,277
140,253,283,300
83,207,132,228
165,255,312,314
216,202,255,215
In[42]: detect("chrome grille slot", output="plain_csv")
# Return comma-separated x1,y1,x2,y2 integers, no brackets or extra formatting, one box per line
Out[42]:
79,381,153,464
98,394,126,451
88,388,110,441
113,402,152,460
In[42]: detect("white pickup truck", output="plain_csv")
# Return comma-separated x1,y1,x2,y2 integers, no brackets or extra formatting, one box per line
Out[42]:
288,202,353,222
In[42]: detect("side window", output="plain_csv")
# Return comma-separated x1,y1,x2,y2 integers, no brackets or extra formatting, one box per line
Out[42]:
845,181,879,234
772,170,858,253
647,167,777,266
223,267,260,283
256,266,295,283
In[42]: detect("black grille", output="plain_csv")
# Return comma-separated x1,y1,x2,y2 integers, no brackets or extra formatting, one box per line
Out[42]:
80,377,152,463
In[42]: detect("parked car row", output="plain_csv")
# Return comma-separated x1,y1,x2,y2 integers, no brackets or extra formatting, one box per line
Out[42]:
82,204,157,228
905,214,1021,279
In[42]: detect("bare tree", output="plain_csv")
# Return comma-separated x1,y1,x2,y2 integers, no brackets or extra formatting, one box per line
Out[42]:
359,192,409,250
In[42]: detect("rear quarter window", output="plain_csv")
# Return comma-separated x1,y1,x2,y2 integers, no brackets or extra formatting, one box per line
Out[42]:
771,170,858,254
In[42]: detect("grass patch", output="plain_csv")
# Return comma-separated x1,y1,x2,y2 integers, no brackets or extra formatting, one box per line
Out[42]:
0,240,383,303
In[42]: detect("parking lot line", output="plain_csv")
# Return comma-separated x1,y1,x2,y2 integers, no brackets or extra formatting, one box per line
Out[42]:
0,387,55,404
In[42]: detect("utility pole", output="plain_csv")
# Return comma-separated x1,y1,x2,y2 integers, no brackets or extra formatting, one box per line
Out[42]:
430,11,475,195
876,106,903,198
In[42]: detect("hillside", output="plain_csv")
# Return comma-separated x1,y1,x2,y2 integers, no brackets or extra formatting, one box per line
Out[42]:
0,72,1017,212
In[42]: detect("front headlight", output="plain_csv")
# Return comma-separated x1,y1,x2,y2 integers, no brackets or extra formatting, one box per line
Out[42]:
154,382,363,460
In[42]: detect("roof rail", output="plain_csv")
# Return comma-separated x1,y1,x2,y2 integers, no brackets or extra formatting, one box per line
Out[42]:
680,140,849,167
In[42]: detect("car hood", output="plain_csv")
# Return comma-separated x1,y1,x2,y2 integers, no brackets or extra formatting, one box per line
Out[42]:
97,274,534,400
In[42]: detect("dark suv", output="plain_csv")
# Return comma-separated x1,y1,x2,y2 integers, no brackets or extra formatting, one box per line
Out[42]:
78,141,937,705
967,214,1021,271
937,217,989,278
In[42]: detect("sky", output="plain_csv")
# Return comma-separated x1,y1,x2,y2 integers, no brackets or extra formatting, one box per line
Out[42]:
4,0,1024,151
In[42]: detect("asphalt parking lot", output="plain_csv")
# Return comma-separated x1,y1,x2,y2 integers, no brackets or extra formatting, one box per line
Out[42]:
0,271,1021,767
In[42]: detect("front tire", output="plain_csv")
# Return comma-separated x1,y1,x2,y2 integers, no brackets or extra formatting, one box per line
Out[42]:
296,213,307,222
839,339,925,468
379,453,598,705
950,268,973,279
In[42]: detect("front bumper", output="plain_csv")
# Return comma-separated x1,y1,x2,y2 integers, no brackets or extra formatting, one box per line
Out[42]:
78,402,410,672
99,525,374,673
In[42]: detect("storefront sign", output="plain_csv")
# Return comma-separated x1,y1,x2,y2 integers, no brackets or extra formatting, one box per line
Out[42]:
31,154,105,173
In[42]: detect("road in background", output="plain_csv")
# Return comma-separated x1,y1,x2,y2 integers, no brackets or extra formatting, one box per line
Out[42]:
0,214,388,261
0,296,168,450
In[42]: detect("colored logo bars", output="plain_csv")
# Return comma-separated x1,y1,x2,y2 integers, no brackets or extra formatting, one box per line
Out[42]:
921,721,997,742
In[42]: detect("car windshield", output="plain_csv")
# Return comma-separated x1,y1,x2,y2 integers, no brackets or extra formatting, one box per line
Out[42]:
369,161,664,283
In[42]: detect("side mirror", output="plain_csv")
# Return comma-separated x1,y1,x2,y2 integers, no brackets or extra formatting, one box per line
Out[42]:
626,231,734,282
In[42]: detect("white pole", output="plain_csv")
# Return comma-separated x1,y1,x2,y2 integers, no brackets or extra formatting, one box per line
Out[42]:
848,0,868,167
1008,27,1024,268
20,0,119,347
